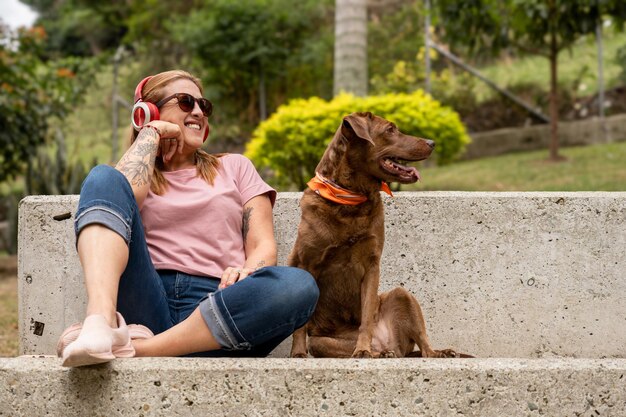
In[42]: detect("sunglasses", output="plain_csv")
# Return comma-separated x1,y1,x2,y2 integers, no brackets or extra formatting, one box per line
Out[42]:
156,93,213,117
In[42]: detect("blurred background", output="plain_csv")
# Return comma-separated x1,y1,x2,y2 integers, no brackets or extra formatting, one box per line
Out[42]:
1,0,625,355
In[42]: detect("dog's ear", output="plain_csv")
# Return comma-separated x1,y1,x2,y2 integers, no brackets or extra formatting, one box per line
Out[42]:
341,113,374,145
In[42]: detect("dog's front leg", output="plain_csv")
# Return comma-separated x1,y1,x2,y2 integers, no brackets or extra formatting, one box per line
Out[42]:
352,264,381,358
287,248,310,358
290,324,308,358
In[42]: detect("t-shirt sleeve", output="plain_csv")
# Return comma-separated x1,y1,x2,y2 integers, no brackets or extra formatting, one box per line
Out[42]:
233,154,277,207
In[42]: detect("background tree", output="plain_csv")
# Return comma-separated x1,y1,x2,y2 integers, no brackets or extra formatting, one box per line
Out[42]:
172,0,333,148
334,0,368,96
21,0,129,58
368,0,427,82
436,0,626,161
0,24,94,182
123,0,202,71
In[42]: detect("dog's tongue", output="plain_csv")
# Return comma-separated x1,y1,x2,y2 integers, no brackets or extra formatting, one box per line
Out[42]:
408,166,421,182
387,158,422,182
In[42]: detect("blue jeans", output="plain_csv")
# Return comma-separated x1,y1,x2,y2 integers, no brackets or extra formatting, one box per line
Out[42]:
74,165,319,357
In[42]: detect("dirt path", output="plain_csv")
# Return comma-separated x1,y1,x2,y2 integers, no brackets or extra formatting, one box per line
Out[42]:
0,255,18,357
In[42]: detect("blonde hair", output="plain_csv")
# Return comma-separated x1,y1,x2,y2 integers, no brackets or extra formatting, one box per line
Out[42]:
129,70,222,195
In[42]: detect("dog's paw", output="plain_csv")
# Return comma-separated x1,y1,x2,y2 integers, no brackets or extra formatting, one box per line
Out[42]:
432,349,457,358
434,349,474,358
290,352,308,358
351,349,373,359
379,350,397,358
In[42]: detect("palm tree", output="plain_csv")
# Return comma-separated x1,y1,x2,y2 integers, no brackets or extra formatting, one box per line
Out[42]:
334,0,368,96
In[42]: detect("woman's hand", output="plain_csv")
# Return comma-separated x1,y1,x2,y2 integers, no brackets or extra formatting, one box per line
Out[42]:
219,266,257,290
218,195,277,290
146,121,183,163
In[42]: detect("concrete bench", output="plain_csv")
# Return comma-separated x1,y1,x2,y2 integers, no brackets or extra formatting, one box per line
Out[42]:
3,192,626,416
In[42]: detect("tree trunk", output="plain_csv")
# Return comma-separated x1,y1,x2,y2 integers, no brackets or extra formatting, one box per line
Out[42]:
548,50,560,160
424,0,431,93
548,0,562,161
334,0,368,96
259,64,267,121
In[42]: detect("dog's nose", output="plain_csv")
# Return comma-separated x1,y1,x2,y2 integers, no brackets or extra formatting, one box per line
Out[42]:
426,140,435,149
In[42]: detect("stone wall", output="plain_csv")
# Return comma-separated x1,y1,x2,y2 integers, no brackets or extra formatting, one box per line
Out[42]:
464,113,626,159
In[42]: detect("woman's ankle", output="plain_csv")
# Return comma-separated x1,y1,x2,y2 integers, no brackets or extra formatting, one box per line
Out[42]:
85,308,118,328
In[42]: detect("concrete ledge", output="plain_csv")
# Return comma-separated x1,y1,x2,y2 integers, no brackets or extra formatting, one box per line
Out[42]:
18,192,626,358
12,192,626,415
1,357,625,416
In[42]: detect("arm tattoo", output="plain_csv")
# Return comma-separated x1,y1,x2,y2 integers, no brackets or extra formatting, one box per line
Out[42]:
116,130,159,187
242,206,253,242
256,260,265,269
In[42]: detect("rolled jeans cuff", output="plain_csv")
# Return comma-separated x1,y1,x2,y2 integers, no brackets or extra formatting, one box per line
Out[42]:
199,292,251,351
74,204,131,246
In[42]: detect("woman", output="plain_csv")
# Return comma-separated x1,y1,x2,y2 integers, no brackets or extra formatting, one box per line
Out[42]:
57,70,319,367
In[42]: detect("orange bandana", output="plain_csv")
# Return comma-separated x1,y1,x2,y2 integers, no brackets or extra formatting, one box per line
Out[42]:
307,172,393,206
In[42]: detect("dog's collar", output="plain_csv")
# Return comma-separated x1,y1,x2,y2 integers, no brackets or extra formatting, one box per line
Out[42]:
307,172,393,206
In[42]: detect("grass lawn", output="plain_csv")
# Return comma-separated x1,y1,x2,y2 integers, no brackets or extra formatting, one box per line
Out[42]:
405,141,626,192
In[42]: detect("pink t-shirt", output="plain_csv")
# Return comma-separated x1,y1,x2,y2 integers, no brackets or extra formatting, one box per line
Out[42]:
140,154,276,278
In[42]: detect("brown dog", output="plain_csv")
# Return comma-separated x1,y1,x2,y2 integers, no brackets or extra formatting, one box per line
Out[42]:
289,112,465,358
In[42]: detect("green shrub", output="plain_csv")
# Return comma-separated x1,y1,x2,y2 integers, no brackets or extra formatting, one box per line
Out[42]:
245,91,470,189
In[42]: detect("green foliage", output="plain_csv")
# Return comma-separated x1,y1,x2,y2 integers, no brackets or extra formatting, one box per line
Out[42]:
477,30,626,102
123,0,201,71
172,0,333,125
0,26,95,182
245,91,470,189
435,0,626,159
371,48,479,118
368,1,426,88
25,129,89,196
1,128,88,255
436,0,625,57
22,0,128,58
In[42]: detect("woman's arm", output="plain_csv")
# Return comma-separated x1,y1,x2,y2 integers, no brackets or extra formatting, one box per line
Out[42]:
242,194,277,269
115,122,181,206
219,193,276,289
